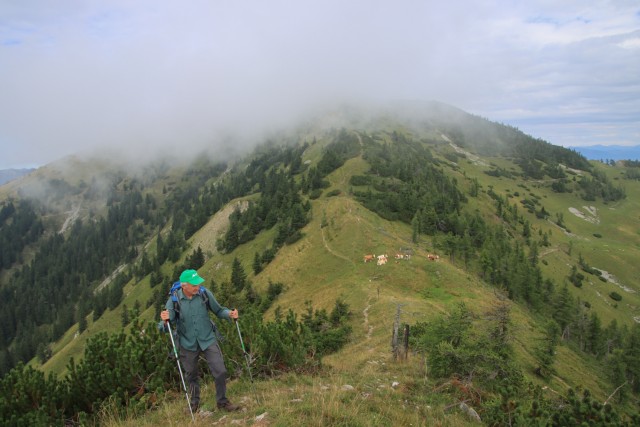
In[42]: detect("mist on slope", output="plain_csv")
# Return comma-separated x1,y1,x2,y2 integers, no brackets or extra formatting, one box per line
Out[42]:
4,2,637,170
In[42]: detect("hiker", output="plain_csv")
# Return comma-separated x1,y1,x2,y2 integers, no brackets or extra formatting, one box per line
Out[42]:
160,269,241,413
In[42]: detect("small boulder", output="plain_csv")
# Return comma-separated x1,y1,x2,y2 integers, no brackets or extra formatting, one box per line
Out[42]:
459,402,481,422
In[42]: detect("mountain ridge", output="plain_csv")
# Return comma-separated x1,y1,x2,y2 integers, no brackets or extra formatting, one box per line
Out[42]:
1,103,639,424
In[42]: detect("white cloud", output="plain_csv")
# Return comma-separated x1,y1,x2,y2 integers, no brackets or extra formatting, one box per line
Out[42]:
618,36,640,49
0,1,638,168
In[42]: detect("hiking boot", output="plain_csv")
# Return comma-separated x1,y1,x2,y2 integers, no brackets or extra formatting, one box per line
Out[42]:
217,401,241,411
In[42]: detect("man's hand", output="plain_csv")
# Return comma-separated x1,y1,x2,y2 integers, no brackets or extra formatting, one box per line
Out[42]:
229,309,239,320
160,310,170,322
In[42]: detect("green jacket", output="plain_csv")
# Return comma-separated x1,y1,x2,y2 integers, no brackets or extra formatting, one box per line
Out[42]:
165,287,231,351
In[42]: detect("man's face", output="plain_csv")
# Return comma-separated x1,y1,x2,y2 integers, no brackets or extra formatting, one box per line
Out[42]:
182,283,200,298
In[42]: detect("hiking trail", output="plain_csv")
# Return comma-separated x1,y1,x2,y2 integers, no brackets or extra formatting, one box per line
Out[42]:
363,294,374,351
320,223,354,265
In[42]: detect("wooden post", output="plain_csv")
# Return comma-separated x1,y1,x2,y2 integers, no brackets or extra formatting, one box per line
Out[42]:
403,324,410,360
392,305,400,361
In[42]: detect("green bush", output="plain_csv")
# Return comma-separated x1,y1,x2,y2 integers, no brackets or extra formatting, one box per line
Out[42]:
218,299,351,377
309,189,323,199
349,175,372,186
0,320,174,425
0,363,66,425
285,230,304,245
609,292,622,301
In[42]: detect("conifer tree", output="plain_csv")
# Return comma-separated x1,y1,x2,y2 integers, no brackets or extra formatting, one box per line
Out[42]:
290,203,308,230
230,257,247,293
121,304,129,327
186,245,205,269
587,312,603,356
411,211,420,242
224,216,240,252
604,319,622,356
608,349,629,403
624,325,640,393
253,251,262,275
534,320,560,378
553,285,575,339
78,314,87,334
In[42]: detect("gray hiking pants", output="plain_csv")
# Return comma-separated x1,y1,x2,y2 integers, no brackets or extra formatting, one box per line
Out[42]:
180,343,229,408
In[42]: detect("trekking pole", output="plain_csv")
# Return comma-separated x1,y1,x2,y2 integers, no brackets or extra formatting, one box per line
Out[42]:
234,317,259,403
165,320,195,422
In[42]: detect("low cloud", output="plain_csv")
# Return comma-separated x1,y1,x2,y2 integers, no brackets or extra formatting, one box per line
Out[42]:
1,1,638,168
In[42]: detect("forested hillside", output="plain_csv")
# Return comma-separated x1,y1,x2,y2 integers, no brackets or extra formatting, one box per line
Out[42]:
1,105,639,425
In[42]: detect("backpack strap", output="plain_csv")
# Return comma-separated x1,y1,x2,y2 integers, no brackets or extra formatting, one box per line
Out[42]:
199,286,211,310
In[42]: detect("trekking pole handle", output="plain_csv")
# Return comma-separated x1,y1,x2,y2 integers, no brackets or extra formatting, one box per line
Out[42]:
164,319,172,335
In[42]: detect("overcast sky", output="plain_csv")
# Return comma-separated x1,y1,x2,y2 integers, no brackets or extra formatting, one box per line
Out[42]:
1,1,639,169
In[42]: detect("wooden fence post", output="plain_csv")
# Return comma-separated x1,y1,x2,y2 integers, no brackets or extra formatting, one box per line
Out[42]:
392,305,400,361
403,324,410,360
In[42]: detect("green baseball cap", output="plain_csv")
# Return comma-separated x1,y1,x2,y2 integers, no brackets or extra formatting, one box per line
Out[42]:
179,269,205,285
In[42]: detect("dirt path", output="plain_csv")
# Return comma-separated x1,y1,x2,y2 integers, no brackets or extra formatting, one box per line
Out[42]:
442,133,488,166
363,295,373,341
94,264,127,294
321,225,354,265
59,205,82,234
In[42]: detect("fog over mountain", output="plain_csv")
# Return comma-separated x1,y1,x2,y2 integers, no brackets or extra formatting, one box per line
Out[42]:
1,1,638,169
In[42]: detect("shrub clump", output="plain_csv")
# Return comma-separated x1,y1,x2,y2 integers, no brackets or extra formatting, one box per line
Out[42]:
609,292,622,302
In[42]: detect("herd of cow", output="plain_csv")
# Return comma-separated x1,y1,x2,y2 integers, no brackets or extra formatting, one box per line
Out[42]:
363,252,439,265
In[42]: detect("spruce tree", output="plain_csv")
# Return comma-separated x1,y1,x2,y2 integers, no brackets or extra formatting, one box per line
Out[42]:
121,304,129,327
553,285,575,339
78,314,87,334
534,320,560,378
230,257,247,293
253,251,262,275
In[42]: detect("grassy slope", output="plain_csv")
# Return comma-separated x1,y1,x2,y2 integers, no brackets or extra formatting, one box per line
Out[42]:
447,143,640,329
97,144,504,426
32,131,640,424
